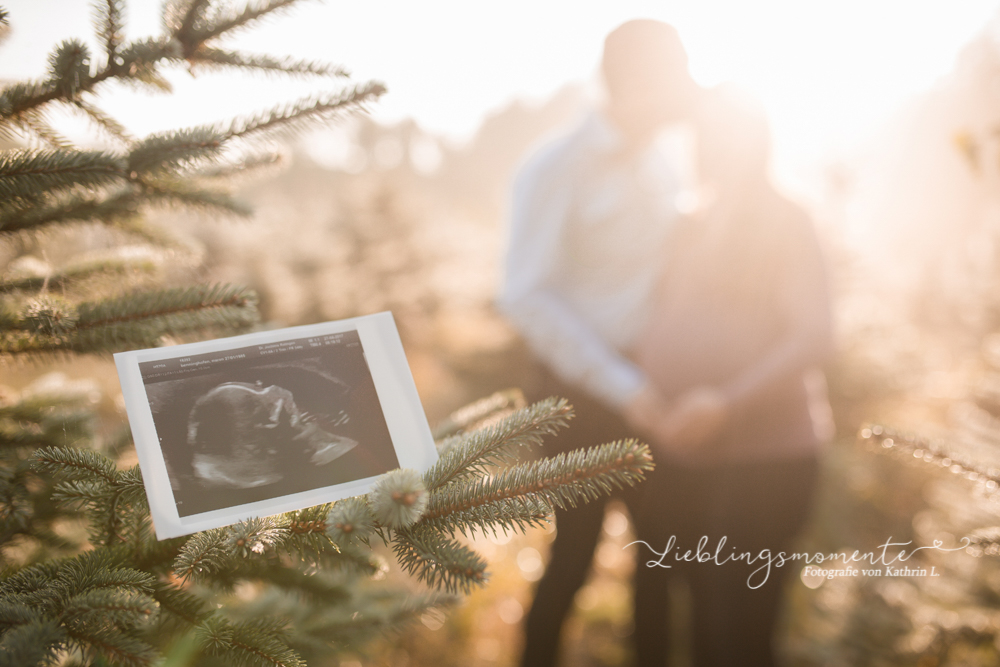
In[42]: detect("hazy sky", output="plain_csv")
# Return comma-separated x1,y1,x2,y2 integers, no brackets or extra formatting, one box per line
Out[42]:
1,0,998,174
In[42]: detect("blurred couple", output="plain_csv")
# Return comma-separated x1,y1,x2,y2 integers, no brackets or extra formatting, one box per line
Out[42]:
499,19,833,667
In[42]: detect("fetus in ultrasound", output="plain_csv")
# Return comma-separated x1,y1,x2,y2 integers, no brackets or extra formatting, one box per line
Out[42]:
187,381,357,489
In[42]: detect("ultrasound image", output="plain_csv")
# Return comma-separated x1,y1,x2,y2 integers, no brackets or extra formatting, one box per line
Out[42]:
141,331,398,517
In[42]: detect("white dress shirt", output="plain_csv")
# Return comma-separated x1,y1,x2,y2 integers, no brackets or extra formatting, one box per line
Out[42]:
498,112,686,410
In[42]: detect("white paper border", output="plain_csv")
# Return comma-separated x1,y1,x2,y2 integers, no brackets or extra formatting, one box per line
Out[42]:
114,311,437,539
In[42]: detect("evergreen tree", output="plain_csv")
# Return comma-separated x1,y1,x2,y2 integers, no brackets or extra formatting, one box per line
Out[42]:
796,216,1000,662
0,3,654,665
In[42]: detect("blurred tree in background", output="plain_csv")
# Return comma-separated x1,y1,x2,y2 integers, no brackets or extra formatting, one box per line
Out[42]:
779,23,1000,666
0,3,655,666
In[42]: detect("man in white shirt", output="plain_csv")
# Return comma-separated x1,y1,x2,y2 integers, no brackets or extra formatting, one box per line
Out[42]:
498,19,699,667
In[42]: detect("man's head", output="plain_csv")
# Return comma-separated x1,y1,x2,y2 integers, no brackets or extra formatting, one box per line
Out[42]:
602,19,697,144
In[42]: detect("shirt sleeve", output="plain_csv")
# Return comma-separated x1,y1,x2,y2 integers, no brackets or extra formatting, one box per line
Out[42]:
497,141,647,411
719,214,835,413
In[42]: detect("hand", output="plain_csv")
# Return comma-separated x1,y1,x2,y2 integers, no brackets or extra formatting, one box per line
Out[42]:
659,386,731,451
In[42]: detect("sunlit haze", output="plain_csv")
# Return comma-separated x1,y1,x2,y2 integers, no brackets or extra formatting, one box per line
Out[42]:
1,0,997,188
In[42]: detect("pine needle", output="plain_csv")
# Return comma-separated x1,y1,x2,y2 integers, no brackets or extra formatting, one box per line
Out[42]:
392,527,489,595
0,149,127,200
424,397,573,490
190,48,347,78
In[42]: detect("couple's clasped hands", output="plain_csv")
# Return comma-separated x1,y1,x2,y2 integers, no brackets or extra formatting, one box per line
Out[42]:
624,383,731,462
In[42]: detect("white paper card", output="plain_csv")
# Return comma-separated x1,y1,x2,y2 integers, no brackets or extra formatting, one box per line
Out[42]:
114,311,437,539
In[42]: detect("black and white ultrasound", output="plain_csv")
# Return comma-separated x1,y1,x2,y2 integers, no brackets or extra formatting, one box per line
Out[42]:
140,330,398,517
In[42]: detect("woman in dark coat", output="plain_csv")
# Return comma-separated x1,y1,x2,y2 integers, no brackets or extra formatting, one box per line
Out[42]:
629,85,834,667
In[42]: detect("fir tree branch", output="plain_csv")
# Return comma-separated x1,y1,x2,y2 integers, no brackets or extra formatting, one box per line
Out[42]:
172,527,231,582
1,284,258,355
224,517,294,559
319,544,382,575
51,479,109,508
859,424,1000,486
69,98,134,144
12,109,74,149
1,550,155,639
186,0,308,47
54,549,157,596
0,37,177,123
0,548,163,665
0,188,140,236
33,446,117,485
174,516,295,583
0,249,159,294
431,388,526,440
324,497,374,548
391,527,488,595
192,152,282,182
0,81,53,122
190,47,347,78
220,562,352,605
140,179,253,218
423,397,573,491
2,559,175,667
296,592,456,648
368,468,427,529
61,588,158,628
130,536,188,572
128,126,225,175
7,458,148,559
0,149,127,200
0,560,62,598
170,0,213,45
416,495,552,539
284,505,350,563
116,37,182,92
75,283,257,331
48,463,148,547
93,0,126,61
285,507,331,535
7,294,80,336
115,465,147,507
195,615,306,667
46,40,93,99
0,596,44,628
0,468,33,545
63,625,157,667
0,619,67,667
149,581,210,629
0,2,459,663
227,83,386,140
423,439,654,521
172,513,374,587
